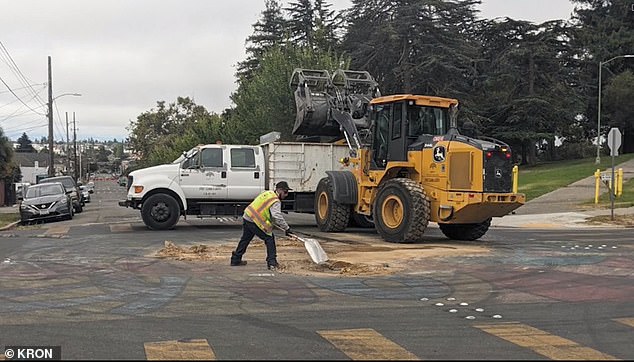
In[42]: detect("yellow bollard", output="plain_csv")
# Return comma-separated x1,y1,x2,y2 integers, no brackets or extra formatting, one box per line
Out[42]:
594,169,601,204
512,165,519,194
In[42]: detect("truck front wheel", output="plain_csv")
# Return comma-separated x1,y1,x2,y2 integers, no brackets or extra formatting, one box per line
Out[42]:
141,194,180,230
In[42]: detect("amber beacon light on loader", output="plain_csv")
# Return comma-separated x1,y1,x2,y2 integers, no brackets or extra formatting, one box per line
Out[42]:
290,68,526,243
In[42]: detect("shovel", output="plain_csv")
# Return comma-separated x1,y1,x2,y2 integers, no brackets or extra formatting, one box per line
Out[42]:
278,227,329,264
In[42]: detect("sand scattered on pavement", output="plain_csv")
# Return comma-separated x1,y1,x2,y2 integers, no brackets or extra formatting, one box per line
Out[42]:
155,237,489,277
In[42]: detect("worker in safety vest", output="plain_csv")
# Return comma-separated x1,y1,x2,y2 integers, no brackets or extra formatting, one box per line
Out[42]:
231,181,293,270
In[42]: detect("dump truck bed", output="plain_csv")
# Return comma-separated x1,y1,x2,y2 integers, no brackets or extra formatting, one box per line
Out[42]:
262,142,352,192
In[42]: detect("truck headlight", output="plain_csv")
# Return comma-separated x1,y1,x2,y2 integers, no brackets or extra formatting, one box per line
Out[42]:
134,186,144,193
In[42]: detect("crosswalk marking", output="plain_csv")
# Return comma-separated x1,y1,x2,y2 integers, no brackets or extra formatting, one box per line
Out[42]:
474,322,618,360
144,339,215,360
614,318,634,328
317,328,418,360
45,226,70,236
110,224,132,232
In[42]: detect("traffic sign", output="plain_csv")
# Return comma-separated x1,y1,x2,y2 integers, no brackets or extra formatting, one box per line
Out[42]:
607,127,622,156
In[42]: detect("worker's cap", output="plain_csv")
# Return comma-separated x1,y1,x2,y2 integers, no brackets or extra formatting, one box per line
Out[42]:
275,181,292,191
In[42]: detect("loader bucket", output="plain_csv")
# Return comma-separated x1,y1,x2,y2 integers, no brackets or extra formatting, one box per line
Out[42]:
290,68,381,138
290,68,342,136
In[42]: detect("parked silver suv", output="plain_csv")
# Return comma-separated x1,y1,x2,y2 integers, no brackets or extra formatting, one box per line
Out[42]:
39,176,83,213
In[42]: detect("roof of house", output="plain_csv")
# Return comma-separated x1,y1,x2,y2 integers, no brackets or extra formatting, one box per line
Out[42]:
13,152,50,167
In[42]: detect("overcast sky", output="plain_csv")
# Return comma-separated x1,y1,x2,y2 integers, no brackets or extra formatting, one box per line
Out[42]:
0,0,576,142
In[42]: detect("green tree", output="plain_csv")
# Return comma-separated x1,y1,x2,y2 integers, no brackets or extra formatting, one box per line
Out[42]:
471,19,583,164
342,0,480,97
127,97,212,165
145,113,227,166
16,132,36,153
285,0,315,47
113,143,124,159
228,46,347,144
603,70,634,153
570,0,634,153
237,0,287,81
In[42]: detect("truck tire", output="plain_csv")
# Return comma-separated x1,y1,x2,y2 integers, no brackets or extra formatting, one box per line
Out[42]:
315,177,350,232
438,218,491,241
373,178,430,243
349,211,374,228
141,193,181,230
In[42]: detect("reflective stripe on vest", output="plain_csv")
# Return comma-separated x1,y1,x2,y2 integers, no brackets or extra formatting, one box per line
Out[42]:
244,191,279,234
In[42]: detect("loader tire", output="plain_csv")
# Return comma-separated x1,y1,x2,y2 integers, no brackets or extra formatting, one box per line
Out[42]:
374,178,430,243
439,218,491,241
315,177,350,232
349,211,374,228
142,193,181,231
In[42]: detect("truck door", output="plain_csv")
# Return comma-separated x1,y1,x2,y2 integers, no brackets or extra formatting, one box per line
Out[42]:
226,146,265,200
180,146,228,199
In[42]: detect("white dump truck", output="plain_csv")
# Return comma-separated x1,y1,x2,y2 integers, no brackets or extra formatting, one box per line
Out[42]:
119,133,353,230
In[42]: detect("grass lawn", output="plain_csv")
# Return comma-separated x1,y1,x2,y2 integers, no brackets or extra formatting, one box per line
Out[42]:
518,153,634,201
0,212,20,229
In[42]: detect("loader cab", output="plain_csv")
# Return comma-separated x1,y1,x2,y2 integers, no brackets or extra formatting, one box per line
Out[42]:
369,95,457,169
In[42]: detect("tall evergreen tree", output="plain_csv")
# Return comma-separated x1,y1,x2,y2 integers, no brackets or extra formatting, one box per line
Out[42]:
16,132,36,153
342,0,480,98
285,0,315,47
571,0,634,153
237,0,287,82
473,19,583,164
313,0,342,51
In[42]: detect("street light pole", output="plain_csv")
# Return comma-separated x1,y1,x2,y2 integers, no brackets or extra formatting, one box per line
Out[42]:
595,54,634,164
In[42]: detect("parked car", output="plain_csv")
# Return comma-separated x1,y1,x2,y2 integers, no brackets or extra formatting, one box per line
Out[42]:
79,185,91,203
39,175,83,213
119,176,127,187
19,182,73,224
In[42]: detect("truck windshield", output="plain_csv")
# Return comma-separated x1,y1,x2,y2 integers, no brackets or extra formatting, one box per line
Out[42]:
407,105,449,137
173,148,198,164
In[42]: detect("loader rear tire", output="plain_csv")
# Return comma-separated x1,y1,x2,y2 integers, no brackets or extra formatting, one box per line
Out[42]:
315,177,350,232
374,178,430,243
439,218,491,241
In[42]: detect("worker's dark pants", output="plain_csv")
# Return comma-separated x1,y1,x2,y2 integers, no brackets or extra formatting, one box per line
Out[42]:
232,220,277,266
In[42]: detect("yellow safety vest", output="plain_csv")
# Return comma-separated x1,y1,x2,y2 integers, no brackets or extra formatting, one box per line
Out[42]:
244,190,280,235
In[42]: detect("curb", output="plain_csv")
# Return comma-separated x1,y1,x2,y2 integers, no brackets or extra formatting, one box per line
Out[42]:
0,220,21,231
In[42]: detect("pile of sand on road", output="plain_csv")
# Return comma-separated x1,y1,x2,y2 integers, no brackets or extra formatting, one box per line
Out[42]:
155,236,489,277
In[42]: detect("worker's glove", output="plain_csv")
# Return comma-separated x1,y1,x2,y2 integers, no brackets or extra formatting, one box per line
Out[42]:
285,228,293,236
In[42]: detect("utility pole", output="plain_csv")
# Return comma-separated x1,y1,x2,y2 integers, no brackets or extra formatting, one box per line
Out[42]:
73,112,78,181
66,112,70,174
47,56,54,176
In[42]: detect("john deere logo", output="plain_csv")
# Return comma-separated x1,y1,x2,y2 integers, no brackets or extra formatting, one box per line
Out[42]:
433,146,446,162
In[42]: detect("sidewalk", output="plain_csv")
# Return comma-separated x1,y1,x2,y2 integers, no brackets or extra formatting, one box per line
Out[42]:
492,158,634,228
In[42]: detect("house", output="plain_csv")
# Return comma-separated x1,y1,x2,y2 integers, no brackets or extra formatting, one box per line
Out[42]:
13,153,50,184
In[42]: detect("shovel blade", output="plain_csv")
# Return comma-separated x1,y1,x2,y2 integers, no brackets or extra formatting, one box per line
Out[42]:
295,235,329,264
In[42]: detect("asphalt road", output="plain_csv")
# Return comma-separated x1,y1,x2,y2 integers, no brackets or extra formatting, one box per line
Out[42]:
0,180,633,360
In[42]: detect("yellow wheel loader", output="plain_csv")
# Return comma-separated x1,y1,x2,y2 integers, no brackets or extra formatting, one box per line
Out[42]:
290,68,525,243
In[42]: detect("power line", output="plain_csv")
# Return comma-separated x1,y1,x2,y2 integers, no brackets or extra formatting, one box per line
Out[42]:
0,41,47,108
0,76,46,115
